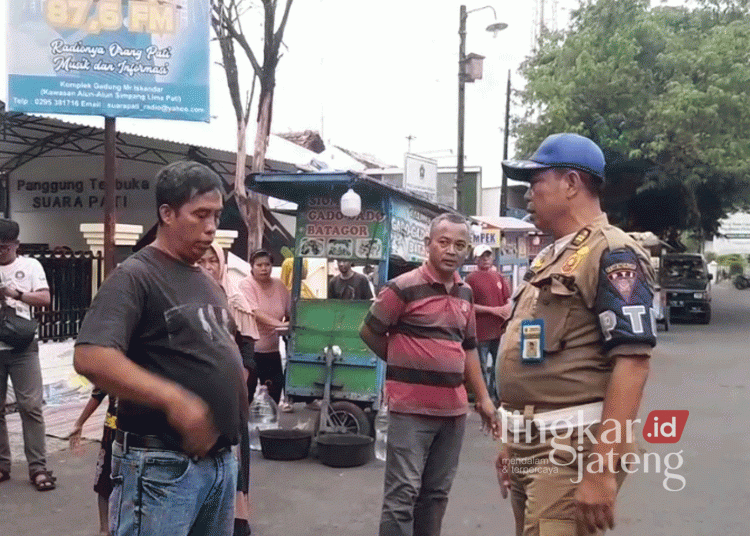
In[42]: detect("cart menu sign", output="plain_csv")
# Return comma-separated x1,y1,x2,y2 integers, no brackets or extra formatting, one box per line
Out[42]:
297,195,387,261
7,0,210,122
390,198,435,263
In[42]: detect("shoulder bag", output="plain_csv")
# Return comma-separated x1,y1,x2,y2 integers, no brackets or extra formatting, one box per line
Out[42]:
0,302,38,351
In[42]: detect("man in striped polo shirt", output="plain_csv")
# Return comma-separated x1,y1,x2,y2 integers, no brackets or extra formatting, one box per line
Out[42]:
361,212,497,536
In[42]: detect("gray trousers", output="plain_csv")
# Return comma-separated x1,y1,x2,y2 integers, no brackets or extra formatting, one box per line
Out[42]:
0,341,47,476
380,412,466,536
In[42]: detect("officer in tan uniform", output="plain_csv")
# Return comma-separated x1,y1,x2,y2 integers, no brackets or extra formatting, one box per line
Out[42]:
495,133,656,536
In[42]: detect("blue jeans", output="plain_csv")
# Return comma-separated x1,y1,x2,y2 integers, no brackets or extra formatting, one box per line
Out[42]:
109,441,237,536
477,339,500,400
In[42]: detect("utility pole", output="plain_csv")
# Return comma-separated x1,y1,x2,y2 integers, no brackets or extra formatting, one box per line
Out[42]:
103,117,116,276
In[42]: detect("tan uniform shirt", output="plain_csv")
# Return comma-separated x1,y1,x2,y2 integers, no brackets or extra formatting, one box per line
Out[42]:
497,214,656,410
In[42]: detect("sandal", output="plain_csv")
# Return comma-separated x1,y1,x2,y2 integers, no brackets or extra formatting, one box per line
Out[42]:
30,469,56,491
0,469,9,483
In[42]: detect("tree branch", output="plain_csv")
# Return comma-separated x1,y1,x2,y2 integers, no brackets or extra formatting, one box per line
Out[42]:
212,0,263,77
274,0,294,49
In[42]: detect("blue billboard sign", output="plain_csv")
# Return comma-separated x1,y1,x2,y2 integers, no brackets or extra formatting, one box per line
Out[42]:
6,0,210,122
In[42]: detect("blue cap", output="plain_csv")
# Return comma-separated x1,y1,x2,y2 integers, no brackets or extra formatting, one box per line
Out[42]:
502,133,605,183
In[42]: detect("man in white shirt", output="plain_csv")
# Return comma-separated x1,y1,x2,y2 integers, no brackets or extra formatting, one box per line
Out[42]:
0,219,53,491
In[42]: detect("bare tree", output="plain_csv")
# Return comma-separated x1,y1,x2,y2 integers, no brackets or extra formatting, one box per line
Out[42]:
212,0,294,255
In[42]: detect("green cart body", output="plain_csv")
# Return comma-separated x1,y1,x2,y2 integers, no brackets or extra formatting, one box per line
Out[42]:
249,171,452,433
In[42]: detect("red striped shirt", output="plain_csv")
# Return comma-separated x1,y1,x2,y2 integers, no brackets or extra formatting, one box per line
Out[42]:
364,263,476,417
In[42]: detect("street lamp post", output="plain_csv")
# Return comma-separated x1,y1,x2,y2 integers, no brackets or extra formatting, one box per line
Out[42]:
457,5,507,214
500,69,511,217
457,5,468,213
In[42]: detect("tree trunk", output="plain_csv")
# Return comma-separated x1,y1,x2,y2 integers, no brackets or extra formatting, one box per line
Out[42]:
252,89,273,174
235,118,248,199
245,89,274,255
232,117,260,258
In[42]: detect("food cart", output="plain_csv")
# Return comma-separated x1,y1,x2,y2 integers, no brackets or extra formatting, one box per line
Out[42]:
249,171,452,436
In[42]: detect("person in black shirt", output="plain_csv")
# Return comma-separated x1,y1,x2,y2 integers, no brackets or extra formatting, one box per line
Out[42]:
328,260,374,300
74,161,247,536
69,387,117,535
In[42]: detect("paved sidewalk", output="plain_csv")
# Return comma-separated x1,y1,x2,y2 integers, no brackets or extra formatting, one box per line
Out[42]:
5,399,106,462
1,404,515,536
1,339,514,535
1,439,103,536
5,339,106,462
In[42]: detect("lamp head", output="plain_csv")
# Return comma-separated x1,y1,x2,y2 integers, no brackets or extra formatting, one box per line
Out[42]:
340,188,362,218
486,21,508,37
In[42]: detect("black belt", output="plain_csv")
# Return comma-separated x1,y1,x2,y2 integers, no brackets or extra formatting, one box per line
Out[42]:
386,365,464,387
115,430,231,457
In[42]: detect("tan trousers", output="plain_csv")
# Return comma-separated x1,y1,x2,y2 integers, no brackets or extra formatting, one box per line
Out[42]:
506,425,630,536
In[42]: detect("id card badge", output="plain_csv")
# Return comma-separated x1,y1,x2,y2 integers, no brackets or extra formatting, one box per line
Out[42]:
520,319,545,364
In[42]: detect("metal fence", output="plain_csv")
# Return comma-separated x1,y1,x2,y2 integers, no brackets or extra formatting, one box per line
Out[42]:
27,250,103,342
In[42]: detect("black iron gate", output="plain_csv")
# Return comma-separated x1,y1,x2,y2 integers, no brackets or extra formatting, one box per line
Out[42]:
27,250,103,342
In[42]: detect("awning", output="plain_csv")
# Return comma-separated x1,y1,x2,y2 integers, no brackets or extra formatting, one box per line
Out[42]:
473,215,538,232
249,171,457,214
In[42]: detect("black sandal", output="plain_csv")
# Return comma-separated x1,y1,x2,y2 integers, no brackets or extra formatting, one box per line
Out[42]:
30,469,56,491
0,469,9,483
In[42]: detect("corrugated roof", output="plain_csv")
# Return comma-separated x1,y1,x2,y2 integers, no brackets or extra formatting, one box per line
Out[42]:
0,105,365,174
28,112,326,166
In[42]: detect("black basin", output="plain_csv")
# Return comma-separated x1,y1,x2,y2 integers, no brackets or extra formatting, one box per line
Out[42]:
259,429,312,461
316,433,373,468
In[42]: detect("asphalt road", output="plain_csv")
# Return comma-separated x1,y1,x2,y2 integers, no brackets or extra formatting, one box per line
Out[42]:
614,281,750,536
249,282,750,536
1,282,748,536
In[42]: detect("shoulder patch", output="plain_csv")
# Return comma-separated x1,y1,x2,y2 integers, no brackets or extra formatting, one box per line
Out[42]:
595,247,656,351
605,262,638,302
572,228,591,247
561,246,590,274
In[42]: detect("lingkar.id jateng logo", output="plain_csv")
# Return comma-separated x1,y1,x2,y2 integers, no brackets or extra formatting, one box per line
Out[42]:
503,410,689,492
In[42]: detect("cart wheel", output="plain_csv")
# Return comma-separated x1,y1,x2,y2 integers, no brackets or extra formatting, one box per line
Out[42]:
315,401,371,437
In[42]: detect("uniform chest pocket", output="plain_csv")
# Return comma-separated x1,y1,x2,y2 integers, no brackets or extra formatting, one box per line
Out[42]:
533,276,576,353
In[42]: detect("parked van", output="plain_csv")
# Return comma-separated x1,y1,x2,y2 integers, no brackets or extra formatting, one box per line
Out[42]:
660,253,712,324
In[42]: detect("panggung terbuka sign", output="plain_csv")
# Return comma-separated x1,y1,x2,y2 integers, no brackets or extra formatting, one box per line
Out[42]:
6,0,210,122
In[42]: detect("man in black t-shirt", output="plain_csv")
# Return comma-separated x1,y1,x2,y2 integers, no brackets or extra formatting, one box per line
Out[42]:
328,260,374,300
74,161,246,536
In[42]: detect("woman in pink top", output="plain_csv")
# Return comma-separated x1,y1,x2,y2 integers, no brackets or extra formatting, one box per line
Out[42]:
239,250,291,404
197,242,253,536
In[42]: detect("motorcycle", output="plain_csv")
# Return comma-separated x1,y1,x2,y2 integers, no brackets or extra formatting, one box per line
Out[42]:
733,274,750,290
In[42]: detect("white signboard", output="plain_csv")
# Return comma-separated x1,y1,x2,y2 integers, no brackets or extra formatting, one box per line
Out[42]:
11,176,152,212
7,0,211,121
404,153,437,201
719,213,750,238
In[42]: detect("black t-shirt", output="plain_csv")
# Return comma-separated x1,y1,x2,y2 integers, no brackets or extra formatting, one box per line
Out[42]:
328,271,373,300
76,246,247,445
